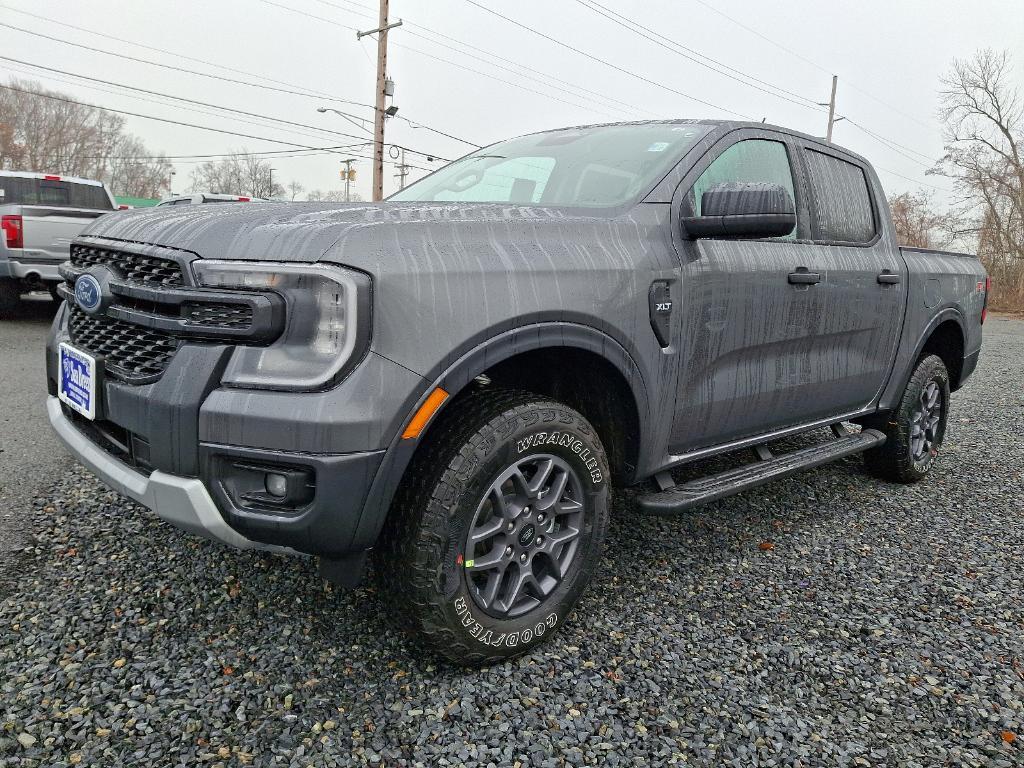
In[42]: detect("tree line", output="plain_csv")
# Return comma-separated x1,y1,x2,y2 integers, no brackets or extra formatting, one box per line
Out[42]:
0,78,172,198
889,49,1023,312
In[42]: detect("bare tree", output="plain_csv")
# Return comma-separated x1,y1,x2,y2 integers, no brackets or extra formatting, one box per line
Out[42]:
287,180,304,201
191,150,285,198
0,77,171,197
887,191,954,249
106,135,173,198
937,49,1024,309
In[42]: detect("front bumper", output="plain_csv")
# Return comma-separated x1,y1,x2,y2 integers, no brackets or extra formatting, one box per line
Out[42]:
47,396,288,552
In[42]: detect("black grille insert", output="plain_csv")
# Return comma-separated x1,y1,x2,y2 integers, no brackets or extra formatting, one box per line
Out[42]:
182,302,253,329
71,243,185,286
68,306,180,381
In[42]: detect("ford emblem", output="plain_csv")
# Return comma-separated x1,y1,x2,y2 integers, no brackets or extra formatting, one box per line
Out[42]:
74,273,103,314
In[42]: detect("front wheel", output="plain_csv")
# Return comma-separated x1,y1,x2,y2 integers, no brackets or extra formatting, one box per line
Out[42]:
377,389,610,666
863,354,950,483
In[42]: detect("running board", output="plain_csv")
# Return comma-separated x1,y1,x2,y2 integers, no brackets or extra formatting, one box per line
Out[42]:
637,428,887,515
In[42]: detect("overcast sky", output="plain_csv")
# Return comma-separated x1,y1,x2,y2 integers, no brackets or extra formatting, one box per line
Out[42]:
3,0,1022,202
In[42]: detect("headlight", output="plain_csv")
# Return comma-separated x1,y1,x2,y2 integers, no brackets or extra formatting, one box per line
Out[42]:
192,260,370,391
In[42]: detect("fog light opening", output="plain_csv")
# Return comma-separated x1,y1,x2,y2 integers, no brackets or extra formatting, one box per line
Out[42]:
265,472,288,498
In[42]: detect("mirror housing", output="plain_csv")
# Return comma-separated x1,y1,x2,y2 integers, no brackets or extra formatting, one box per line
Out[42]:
682,182,796,239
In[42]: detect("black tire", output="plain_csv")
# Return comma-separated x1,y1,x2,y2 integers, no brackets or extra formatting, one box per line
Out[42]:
863,354,950,483
0,278,21,319
377,388,610,666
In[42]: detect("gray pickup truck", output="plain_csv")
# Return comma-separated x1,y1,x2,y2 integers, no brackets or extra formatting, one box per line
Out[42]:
1,171,118,316
45,120,987,664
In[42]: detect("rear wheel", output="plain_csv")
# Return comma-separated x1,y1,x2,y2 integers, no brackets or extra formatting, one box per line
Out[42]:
0,278,21,318
377,388,610,666
864,354,950,483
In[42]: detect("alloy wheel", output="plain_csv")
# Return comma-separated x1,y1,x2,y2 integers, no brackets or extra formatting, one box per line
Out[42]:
464,455,585,618
909,379,943,461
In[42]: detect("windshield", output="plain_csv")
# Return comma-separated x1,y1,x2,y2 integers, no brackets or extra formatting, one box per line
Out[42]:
390,123,710,208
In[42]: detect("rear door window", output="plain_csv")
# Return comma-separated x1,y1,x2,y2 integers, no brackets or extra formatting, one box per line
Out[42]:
0,177,113,210
689,139,797,239
803,149,875,243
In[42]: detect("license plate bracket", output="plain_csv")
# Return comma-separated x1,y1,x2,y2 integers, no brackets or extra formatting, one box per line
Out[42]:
58,342,101,421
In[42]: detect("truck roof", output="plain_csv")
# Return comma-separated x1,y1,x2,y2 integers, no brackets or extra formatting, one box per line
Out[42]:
0,170,106,187
515,119,875,169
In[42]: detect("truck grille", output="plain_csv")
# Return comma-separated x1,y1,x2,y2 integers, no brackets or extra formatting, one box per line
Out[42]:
183,302,253,329
68,305,180,380
71,243,185,286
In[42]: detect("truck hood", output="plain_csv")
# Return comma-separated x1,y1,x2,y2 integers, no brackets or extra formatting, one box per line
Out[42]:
80,201,604,271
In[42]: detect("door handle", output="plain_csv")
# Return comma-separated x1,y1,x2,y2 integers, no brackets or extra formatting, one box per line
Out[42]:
877,271,901,285
788,268,821,285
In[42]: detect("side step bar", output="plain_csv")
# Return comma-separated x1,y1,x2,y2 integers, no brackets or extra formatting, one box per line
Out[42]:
637,428,887,515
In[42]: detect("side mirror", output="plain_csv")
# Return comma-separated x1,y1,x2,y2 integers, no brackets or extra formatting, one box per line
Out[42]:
681,182,796,239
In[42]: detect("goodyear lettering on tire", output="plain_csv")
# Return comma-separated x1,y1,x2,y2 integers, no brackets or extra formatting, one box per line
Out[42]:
454,596,557,648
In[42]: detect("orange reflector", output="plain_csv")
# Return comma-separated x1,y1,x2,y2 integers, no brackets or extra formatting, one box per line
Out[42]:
402,387,449,439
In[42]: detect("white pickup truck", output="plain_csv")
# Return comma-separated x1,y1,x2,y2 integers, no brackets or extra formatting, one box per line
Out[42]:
0,171,118,317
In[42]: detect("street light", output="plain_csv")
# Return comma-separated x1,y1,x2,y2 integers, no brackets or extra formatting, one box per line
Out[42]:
316,106,373,135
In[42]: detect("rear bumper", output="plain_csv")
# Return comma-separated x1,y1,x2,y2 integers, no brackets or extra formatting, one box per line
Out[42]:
4,257,64,281
47,396,295,553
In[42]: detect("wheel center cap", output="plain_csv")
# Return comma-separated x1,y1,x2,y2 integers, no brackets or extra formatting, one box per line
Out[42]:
518,524,536,547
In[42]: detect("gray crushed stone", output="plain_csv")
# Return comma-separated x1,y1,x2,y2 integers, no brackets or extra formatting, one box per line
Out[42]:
1,318,1022,767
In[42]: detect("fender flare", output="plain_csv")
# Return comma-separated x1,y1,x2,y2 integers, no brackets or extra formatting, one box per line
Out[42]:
349,321,652,550
879,307,966,410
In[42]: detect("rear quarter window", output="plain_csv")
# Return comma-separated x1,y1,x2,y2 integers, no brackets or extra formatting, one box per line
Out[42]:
803,149,875,243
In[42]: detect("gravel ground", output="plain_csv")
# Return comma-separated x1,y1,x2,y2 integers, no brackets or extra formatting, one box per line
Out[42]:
2,318,1022,767
0,297,68,572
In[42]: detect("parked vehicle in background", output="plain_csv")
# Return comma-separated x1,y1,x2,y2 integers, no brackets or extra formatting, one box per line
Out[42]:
45,120,988,665
0,171,117,317
156,193,266,206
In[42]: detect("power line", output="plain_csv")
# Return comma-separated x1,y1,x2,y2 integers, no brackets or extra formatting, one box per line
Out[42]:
0,59,379,152
261,0,632,121
401,26,647,118
843,118,937,166
0,36,450,161
462,0,749,118
687,0,935,132
310,0,648,117
0,21,347,103
574,0,942,179
874,164,951,194
0,55,373,143
0,81,374,153
392,41,627,120
91,145,369,161
574,0,824,114
0,81,431,173
464,0,942,192
0,2,370,108
0,9,478,149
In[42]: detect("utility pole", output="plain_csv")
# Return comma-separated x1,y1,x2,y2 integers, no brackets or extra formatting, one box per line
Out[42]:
357,1,402,201
394,148,410,190
268,167,276,198
340,158,357,202
825,75,838,143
